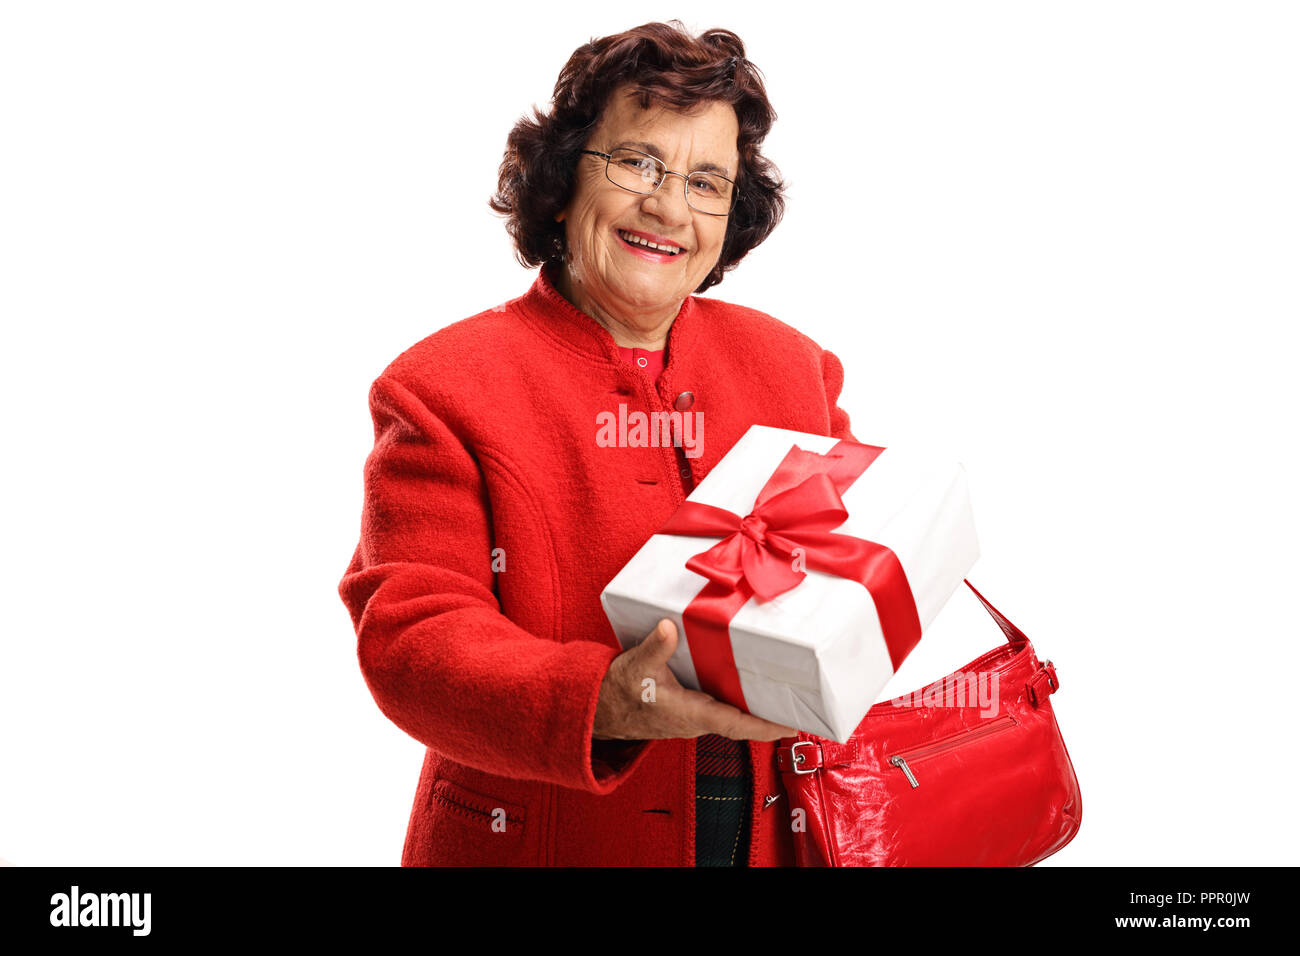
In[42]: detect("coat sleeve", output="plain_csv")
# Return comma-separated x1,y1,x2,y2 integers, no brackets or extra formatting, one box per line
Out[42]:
338,372,652,794
821,348,857,442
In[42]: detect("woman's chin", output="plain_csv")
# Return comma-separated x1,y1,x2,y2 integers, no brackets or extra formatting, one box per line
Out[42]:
606,264,687,304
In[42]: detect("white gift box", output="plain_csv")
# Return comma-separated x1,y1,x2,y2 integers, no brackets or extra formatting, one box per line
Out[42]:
599,424,979,743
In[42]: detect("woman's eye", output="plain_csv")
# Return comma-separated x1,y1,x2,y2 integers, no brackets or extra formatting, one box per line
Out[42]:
689,177,718,194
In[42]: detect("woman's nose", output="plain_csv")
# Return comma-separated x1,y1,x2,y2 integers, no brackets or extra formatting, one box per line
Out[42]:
641,173,694,223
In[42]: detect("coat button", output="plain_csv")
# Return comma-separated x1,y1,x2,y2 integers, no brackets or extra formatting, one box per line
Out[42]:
674,391,695,411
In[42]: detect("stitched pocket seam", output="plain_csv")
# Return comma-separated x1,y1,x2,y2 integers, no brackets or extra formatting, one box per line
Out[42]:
432,779,526,828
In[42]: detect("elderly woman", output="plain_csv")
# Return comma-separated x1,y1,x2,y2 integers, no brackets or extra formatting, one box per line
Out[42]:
339,20,854,867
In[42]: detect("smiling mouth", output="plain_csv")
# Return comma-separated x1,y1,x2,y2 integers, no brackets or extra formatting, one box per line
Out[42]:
616,228,683,256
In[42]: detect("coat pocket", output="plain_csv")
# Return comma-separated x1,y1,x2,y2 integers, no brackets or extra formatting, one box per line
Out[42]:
402,769,541,866
429,778,528,838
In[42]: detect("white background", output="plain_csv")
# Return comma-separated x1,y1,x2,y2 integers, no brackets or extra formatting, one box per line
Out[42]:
2,1,1296,866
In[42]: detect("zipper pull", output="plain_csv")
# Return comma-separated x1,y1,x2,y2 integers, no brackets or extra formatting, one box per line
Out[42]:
890,755,919,788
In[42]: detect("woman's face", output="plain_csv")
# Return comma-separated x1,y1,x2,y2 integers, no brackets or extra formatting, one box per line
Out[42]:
554,85,740,335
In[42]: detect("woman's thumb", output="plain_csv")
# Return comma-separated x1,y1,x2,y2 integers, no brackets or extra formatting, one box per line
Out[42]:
641,618,678,662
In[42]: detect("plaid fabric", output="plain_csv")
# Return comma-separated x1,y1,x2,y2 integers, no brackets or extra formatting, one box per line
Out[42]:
695,734,752,867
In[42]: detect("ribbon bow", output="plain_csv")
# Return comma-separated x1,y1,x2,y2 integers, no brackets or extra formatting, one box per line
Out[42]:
653,439,923,711
657,471,864,602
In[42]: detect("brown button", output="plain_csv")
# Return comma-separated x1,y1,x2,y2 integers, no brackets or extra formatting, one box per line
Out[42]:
674,391,695,411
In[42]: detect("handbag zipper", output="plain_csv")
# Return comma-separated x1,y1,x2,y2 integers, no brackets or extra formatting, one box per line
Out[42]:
888,715,1017,789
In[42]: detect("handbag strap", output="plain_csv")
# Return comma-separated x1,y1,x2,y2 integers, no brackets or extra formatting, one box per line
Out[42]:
775,738,860,773
963,579,1029,648
963,579,1060,707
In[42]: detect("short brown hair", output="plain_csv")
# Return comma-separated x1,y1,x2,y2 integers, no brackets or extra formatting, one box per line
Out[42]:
488,20,786,294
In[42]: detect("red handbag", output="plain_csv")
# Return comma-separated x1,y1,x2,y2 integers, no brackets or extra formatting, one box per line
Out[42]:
775,580,1082,866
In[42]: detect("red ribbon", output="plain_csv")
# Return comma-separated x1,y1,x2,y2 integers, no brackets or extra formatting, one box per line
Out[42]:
655,440,922,711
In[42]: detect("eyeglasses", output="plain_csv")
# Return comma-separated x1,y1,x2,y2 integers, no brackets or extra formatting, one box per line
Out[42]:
580,147,738,216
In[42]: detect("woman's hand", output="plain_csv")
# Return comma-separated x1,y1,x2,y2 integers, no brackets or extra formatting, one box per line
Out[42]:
593,619,798,742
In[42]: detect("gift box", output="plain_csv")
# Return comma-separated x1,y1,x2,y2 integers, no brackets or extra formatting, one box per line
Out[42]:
599,424,979,742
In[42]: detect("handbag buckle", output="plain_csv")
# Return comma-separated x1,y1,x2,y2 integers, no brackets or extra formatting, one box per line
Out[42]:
789,740,818,775
1026,660,1060,709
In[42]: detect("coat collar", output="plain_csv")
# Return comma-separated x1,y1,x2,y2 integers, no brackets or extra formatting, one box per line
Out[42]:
516,261,700,380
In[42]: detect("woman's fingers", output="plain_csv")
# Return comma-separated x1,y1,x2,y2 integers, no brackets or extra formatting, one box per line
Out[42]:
601,620,802,740
675,686,799,741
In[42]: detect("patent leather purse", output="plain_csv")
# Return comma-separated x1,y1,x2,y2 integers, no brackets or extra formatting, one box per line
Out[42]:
775,580,1082,866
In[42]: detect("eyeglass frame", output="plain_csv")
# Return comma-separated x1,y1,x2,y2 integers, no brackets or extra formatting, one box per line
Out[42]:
579,147,740,216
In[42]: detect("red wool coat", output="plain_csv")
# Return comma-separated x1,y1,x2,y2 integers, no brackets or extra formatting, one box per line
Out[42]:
338,262,855,866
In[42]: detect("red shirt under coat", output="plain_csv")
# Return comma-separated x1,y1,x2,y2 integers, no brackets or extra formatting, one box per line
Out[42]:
339,261,855,865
